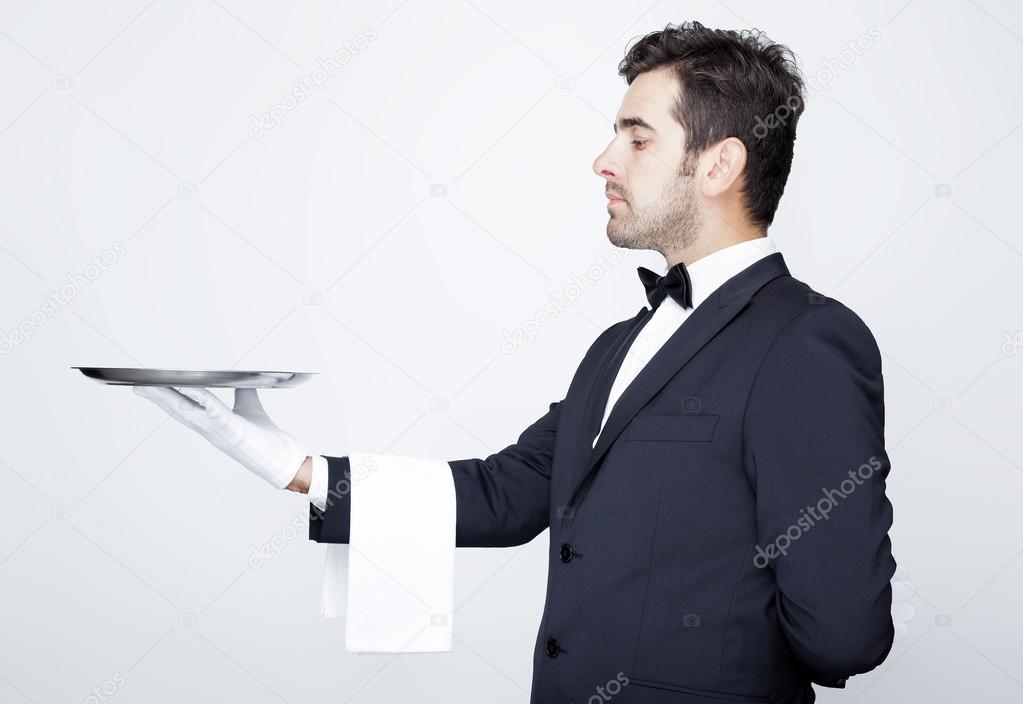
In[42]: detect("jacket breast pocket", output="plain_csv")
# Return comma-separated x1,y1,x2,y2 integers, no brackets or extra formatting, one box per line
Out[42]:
625,413,718,442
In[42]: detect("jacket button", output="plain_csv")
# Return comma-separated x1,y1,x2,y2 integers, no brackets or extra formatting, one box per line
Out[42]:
559,544,574,562
545,638,560,657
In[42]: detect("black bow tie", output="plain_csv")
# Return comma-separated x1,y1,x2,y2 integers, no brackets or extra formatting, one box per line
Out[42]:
637,262,693,310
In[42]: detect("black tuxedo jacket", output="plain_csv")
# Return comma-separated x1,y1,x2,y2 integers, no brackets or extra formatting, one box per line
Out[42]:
309,252,896,703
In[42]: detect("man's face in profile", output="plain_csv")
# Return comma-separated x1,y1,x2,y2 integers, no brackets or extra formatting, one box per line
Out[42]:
592,67,703,256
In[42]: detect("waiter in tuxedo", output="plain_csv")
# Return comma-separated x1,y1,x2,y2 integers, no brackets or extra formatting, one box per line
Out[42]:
137,21,896,704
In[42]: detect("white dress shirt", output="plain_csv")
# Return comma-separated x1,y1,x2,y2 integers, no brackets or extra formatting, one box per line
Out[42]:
308,454,329,511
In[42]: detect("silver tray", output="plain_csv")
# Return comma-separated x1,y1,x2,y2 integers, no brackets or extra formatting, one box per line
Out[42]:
73,367,315,389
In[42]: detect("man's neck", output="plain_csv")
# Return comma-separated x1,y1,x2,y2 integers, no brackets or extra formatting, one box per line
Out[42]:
665,232,768,269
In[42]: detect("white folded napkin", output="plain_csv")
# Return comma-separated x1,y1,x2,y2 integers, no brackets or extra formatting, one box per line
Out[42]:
320,453,456,652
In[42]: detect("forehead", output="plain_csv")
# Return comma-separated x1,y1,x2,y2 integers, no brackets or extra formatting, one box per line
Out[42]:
615,67,680,133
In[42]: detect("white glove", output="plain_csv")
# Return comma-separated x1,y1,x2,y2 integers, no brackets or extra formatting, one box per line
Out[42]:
891,570,917,641
133,386,309,489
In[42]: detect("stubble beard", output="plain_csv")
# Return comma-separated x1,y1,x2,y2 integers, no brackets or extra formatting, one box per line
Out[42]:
606,163,702,257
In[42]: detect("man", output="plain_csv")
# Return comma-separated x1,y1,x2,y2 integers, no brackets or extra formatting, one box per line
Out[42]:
137,21,896,703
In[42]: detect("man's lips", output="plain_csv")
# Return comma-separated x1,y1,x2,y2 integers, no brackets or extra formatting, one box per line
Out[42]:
606,191,626,203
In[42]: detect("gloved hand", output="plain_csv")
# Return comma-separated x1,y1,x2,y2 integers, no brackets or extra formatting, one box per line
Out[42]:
133,386,309,489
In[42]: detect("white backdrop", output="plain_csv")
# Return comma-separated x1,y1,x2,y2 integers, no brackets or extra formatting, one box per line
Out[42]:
1,1,1021,702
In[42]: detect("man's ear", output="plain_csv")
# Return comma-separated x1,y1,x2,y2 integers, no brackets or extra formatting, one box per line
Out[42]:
699,137,747,198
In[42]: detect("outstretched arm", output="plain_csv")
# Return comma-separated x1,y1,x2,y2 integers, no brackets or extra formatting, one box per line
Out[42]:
307,399,562,547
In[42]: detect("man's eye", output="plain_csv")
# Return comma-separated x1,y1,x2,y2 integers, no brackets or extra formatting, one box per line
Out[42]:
631,140,647,149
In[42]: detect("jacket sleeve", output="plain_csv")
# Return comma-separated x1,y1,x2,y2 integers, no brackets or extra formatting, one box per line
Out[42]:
743,299,896,686
306,454,355,544
308,400,561,548
308,313,639,548
446,399,560,547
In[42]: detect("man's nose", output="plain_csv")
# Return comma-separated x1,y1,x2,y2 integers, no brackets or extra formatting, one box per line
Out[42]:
592,143,619,181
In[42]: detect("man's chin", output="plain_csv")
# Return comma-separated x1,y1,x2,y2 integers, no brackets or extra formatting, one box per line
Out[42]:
606,227,638,250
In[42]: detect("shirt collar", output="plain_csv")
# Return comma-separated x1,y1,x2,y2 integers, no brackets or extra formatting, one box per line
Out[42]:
671,236,778,310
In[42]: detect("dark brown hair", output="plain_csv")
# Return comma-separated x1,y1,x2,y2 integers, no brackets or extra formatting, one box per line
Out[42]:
619,21,805,229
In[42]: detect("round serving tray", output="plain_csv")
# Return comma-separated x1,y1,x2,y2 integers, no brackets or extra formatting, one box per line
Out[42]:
72,367,315,389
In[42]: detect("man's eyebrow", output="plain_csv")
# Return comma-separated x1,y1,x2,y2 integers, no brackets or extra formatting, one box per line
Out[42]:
613,116,658,134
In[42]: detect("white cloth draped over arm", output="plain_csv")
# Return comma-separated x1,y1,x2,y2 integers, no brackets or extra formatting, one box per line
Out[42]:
309,453,456,652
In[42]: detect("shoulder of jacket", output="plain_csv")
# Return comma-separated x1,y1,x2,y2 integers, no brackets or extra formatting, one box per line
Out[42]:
762,282,882,371
758,274,875,335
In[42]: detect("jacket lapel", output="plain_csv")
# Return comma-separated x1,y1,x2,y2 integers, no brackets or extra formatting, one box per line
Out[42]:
565,252,791,507
580,306,652,443
556,307,649,515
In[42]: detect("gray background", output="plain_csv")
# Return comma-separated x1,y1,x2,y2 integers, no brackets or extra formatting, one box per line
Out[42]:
1,0,1020,701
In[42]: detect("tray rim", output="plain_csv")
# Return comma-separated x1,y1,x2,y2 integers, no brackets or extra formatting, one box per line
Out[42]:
71,366,318,375
72,367,318,388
